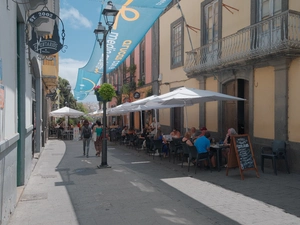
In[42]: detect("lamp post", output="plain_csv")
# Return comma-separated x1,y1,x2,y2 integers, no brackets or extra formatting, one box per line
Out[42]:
94,1,119,168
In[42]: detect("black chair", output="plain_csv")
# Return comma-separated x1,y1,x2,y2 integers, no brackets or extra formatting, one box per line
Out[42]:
261,140,290,175
187,146,212,174
151,139,163,160
169,138,183,163
181,143,191,168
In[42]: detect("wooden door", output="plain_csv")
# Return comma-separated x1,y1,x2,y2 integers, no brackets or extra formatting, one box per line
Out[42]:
223,80,237,135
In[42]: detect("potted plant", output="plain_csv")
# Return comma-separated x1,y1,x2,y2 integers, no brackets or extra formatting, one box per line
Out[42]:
94,83,116,101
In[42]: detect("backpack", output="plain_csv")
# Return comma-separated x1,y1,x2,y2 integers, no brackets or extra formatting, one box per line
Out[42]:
83,126,91,138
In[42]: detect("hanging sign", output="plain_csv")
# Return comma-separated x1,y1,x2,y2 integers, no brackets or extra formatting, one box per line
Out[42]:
27,8,66,55
133,92,140,99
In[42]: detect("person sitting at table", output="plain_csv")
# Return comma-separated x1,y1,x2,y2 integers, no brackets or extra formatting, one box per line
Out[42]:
182,132,194,146
154,129,169,157
121,126,127,136
194,131,216,168
140,128,149,149
199,126,208,137
170,128,181,138
222,128,238,166
190,127,197,140
127,127,135,135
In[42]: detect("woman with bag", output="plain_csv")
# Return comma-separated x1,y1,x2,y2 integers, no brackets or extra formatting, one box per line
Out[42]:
93,120,103,157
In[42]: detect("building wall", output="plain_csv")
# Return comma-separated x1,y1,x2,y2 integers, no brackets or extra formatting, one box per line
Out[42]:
0,2,19,224
0,0,56,223
253,67,275,139
205,77,218,132
222,0,251,37
288,58,300,142
290,0,300,11
159,0,201,131
145,29,153,84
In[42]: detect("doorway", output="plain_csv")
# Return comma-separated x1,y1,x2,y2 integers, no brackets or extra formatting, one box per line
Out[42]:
223,79,249,135
171,107,183,134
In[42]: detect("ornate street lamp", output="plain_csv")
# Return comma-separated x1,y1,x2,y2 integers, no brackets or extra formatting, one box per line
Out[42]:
94,1,119,169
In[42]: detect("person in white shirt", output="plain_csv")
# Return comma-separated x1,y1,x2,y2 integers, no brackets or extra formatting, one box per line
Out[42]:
150,117,160,135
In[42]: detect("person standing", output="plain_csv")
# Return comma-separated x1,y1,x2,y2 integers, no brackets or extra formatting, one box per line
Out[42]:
93,120,103,157
81,120,92,157
222,128,238,165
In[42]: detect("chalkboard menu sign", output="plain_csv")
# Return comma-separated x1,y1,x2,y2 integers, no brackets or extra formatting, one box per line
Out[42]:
235,136,254,170
226,134,259,180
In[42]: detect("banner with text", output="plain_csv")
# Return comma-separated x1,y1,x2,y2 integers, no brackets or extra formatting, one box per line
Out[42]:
74,0,172,100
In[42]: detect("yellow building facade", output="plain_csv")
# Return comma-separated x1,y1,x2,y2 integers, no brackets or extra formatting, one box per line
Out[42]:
159,0,300,172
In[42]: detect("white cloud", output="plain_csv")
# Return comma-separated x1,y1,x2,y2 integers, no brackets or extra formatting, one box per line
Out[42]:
59,58,87,90
60,7,93,29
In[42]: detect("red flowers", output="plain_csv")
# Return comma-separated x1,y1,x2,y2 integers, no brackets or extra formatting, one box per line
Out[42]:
93,85,101,91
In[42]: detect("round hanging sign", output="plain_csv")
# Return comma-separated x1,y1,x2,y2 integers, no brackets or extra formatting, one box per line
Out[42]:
133,92,140,99
27,9,66,56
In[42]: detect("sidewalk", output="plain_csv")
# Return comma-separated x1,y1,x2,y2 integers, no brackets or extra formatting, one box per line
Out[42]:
8,140,78,225
8,139,300,225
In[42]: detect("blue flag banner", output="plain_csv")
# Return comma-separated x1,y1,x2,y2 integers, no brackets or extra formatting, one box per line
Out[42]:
74,0,172,100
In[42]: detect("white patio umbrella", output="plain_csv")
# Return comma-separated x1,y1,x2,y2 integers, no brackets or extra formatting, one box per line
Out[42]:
49,106,84,118
156,87,246,132
107,102,132,116
127,101,185,133
89,109,103,117
49,107,85,131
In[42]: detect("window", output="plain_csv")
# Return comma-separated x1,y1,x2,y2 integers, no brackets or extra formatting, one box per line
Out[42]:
204,0,219,45
170,17,184,69
259,0,282,21
122,61,126,81
140,38,145,76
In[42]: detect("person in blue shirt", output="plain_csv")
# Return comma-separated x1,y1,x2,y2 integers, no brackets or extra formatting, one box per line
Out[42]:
194,131,216,168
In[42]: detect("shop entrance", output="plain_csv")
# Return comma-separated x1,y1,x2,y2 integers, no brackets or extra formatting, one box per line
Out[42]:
223,79,249,135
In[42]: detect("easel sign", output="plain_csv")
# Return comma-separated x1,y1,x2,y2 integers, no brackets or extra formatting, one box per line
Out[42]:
226,134,259,180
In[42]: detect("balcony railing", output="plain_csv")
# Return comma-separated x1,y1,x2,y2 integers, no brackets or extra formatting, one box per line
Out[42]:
184,10,300,75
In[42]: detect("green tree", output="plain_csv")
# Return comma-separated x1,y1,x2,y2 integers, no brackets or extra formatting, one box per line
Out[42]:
58,77,76,109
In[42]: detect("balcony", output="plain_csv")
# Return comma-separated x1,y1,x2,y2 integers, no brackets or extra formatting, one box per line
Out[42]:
184,10,300,76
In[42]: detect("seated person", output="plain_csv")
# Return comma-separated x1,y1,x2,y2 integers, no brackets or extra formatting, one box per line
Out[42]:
182,132,194,146
199,126,208,137
140,128,149,139
121,126,128,137
194,131,216,168
222,128,238,164
190,127,197,140
127,127,135,135
155,129,169,157
170,128,181,138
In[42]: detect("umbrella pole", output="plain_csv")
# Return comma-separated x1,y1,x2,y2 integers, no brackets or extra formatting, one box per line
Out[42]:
155,109,157,136
185,106,188,133
140,111,143,132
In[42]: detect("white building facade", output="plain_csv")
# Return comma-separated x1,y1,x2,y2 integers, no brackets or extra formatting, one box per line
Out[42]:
0,0,59,224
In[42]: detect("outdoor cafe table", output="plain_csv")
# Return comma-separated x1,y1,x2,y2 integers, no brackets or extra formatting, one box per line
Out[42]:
210,144,225,171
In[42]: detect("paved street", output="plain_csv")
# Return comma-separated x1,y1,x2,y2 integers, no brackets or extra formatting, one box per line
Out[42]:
8,139,300,225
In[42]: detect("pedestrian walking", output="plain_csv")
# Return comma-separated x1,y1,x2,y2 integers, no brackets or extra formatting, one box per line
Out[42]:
93,120,103,157
81,119,92,157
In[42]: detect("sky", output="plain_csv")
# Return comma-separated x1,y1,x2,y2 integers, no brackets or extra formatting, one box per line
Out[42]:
59,0,103,102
